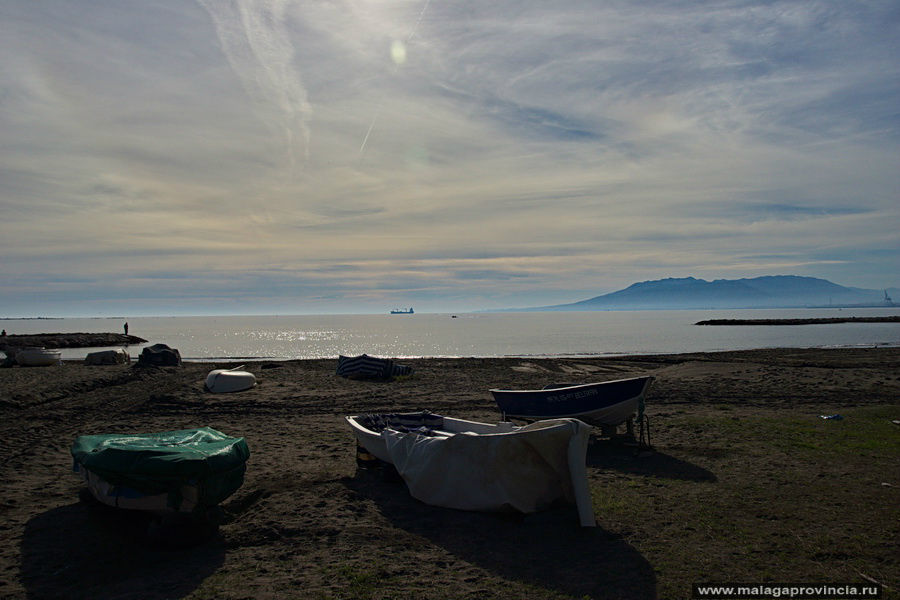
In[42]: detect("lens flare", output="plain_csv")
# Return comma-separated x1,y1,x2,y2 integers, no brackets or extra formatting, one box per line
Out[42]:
391,40,407,65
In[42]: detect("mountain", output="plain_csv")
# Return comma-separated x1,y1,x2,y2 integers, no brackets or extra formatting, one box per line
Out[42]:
513,276,898,311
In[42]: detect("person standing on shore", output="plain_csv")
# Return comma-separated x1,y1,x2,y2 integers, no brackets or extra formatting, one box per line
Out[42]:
124,322,129,335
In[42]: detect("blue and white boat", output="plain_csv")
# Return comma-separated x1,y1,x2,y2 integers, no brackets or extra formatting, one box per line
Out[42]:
490,376,654,426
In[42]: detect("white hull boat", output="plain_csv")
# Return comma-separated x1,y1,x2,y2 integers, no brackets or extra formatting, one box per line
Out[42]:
206,366,256,393
346,412,596,526
84,349,130,365
15,347,61,367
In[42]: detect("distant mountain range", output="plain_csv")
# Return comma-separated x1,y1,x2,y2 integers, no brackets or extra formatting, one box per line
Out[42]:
507,276,899,311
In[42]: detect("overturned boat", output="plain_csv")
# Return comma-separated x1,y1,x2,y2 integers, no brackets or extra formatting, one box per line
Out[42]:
71,427,250,514
15,347,61,367
346,412,595,526
205,366,256,393
490,376,654,427
84,349,130,365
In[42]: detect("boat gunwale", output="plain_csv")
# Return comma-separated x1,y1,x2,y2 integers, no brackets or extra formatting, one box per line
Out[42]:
488,375,653,395
345,413,520,439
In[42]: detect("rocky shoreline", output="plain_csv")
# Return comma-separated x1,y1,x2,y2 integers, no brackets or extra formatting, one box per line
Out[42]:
695,316,900,326
0,332,146,352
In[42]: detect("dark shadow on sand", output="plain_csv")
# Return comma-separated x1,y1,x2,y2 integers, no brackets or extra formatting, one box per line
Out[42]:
344,473,657,600
20,497,225,600
587,440,717,482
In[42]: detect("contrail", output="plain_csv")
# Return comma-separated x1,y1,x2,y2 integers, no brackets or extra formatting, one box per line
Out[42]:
197,0,312,169
358,104,384,155
408,0,432,41
358,0,433,161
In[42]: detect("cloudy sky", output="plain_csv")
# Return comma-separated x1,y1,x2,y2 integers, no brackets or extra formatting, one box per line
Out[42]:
2,0,898,316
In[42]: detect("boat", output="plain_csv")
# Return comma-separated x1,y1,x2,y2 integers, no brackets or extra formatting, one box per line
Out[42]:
336,354,413,379
15,347,61,367
390,307,414,314
84,349,130,365
205,365,256,393
71,427,250,514
490,376,654,427
346,411,595,526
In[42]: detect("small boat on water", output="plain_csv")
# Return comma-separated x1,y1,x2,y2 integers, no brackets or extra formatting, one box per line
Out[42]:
205,366,256,393
490,376,654,427
15,347,61,367
390,307,414,314
346,411,595,526
71,427,250,514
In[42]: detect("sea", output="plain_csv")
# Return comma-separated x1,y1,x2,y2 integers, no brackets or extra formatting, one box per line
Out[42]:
3,308,900,362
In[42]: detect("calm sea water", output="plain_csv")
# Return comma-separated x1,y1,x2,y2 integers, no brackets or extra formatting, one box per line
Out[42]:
3,308,899,361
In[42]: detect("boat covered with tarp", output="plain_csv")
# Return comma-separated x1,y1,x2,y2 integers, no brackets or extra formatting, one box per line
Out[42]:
135,343,182,367
71,427,250,513
346,411,595,526
336,354,413,379
84,349,130,365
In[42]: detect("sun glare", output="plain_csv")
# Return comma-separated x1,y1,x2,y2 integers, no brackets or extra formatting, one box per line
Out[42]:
391,39,407,65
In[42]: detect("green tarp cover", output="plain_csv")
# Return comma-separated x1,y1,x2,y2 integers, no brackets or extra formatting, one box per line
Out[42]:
71,427,250,508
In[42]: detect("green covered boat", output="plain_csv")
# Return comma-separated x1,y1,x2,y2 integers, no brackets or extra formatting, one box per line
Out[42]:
71,427,250,513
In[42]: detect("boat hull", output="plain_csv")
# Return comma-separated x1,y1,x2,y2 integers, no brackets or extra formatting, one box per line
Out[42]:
84,349,130,365
15,348,61,367
205,369,256,393
490,376,654,426
346,412,595,526
77,466,200,513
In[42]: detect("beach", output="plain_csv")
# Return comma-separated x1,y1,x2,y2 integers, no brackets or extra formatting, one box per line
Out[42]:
1,348,898,599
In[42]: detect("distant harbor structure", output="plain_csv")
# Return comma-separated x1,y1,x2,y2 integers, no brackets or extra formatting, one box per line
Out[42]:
390,307,414,314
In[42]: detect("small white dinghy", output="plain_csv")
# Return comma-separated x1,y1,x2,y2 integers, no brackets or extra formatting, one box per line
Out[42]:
205,365,256,393
346,412,596,526
15,347,61,367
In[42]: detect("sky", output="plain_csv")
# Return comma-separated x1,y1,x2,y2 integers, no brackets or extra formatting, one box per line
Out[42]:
1,0,898,316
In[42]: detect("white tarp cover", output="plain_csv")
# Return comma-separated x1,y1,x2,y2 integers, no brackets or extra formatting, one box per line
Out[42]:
84,349,130,365
381,418,595,526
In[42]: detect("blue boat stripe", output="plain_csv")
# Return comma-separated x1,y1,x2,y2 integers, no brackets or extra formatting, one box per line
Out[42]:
491,377,653,418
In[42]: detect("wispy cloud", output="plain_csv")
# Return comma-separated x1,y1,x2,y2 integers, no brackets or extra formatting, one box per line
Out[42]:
0,0,897,315
197,0,312,171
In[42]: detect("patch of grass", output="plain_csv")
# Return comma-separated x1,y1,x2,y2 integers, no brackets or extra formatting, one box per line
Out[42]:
319,562,398,600
763,406,900,456
591,488,630,515
678,405,900,457
590,404,900,599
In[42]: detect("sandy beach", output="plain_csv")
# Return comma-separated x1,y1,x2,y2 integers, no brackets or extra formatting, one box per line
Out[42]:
1,347,898,599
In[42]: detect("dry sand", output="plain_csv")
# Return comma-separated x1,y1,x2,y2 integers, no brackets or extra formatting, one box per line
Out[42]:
1,348,898,599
